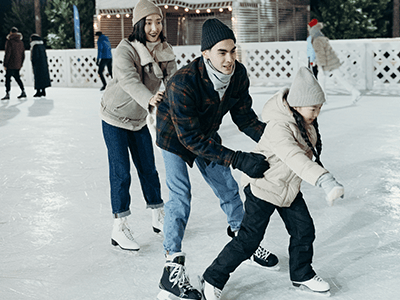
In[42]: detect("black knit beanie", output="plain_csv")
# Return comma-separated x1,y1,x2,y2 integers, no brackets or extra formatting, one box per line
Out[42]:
201,18,236,51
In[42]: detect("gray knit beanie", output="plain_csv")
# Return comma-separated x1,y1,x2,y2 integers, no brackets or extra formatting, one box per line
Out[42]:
201,18,236,51
132,0,163,26
287,66,326,107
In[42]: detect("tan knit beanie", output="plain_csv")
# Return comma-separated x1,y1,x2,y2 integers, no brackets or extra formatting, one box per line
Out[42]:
287,66,326,107
132,0,163,26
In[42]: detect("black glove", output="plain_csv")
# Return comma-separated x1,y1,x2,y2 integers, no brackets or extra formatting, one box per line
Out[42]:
231,151,269,178
96,59,100,66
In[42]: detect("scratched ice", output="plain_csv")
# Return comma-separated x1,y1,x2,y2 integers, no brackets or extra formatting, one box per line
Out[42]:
1,86,399,300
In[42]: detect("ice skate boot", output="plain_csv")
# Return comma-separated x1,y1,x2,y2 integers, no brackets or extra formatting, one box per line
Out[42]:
111,217,140,251
227,227,280,271
17,91,27,99
200,277,222,300
157,252,202,300
152,207,164,233
33,90,42,97
248,245,280,270
1,93,10,100
351,89,361,104
292,275,330,296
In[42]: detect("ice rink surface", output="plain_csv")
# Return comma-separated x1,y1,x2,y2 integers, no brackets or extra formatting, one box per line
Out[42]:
1,86,399,299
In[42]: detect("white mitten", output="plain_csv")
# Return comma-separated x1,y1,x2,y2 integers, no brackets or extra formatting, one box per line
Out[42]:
316,173,344,206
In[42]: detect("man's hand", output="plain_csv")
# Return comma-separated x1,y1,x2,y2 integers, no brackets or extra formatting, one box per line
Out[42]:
231,151,269,178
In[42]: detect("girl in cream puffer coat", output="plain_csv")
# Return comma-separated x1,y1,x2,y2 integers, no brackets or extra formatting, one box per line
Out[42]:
100,0,177,252
202,67,345,298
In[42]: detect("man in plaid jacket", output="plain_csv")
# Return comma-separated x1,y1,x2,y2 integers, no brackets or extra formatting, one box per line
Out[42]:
156,19,278,300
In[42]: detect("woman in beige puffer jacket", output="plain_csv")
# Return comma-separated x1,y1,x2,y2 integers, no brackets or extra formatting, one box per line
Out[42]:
202,67,345,297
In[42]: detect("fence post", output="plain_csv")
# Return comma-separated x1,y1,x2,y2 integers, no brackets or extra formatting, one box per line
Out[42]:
364,42,374,91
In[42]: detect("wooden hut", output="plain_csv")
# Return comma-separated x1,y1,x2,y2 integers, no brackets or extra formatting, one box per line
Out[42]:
95,0,310,48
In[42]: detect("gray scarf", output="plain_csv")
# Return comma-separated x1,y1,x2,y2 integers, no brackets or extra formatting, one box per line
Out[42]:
204,58,235,99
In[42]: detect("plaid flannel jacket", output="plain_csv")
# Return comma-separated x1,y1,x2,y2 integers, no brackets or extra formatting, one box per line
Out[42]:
156,56,266,167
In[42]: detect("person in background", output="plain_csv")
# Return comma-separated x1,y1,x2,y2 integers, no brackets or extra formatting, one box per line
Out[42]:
156,18,278,300
100,0,176,252
1,27,26,100
30,34,51,97
307,19,318,79
308,19,361,103
96,31,113,91
202,67,345,299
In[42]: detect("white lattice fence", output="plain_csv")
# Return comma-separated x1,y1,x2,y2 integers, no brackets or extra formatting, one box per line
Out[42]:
368,40,400,95
172,45,201,70
1,38,400,94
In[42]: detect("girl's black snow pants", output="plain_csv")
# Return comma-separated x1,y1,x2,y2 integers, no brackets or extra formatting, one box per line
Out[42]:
203,184,316,290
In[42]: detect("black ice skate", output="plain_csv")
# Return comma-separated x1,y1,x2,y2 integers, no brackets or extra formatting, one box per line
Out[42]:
227,226,280,270
157,252,202,300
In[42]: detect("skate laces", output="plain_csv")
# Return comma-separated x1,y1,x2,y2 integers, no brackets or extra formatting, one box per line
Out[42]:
313,275,324,282
212,286,222,298
158,208,165,224
254,246,271,261
120,219,135,241
166,262,195,292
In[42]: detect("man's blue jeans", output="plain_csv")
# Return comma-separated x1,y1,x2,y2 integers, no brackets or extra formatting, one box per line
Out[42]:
102,121,163,218
162,150,244,254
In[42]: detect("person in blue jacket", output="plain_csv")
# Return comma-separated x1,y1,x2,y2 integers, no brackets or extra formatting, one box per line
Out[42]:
307,19,318,79
96,32,113,91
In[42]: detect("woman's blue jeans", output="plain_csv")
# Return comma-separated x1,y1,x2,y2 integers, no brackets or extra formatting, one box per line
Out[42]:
102,121,163,218
162,150,244,254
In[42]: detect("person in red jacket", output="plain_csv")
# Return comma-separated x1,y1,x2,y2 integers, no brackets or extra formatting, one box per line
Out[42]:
2,27,26,100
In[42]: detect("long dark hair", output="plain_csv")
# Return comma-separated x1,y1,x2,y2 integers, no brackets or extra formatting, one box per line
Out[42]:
288,105,323,167
128,17,166,44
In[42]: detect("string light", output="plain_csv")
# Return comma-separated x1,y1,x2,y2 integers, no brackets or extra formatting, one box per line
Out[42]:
219,8,223,12
116,14,120,18
174,6,178,10
97,15,101,20
207,8,211,13
164,5,168,9
125,14,130,18
228,6,232,11
107,14,111,18
184,7,189,12
196,9,200,14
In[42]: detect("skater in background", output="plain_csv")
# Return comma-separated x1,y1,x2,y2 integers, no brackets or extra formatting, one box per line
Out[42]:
308,19,361,103
100,0,176,251
202,67,345,299
96,31,113,91
1,27,26,100
30,34,51,97
307,20,318,79
156,18,278,300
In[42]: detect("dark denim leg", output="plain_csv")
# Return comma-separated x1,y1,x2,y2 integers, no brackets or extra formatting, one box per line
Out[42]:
98,60,107,86
12,70,24,91
5,69,12,93
106,58,113,78
102,121,132,215
128,125,163,208
203,185,275,290
277,192,316,282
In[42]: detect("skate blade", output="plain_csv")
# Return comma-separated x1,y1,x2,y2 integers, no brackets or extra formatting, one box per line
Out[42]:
243,259,281,271
111,239,140,251
157,289,193,300
292,285,331,297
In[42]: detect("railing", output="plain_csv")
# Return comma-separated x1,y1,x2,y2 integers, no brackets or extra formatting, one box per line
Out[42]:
1,38,400,95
